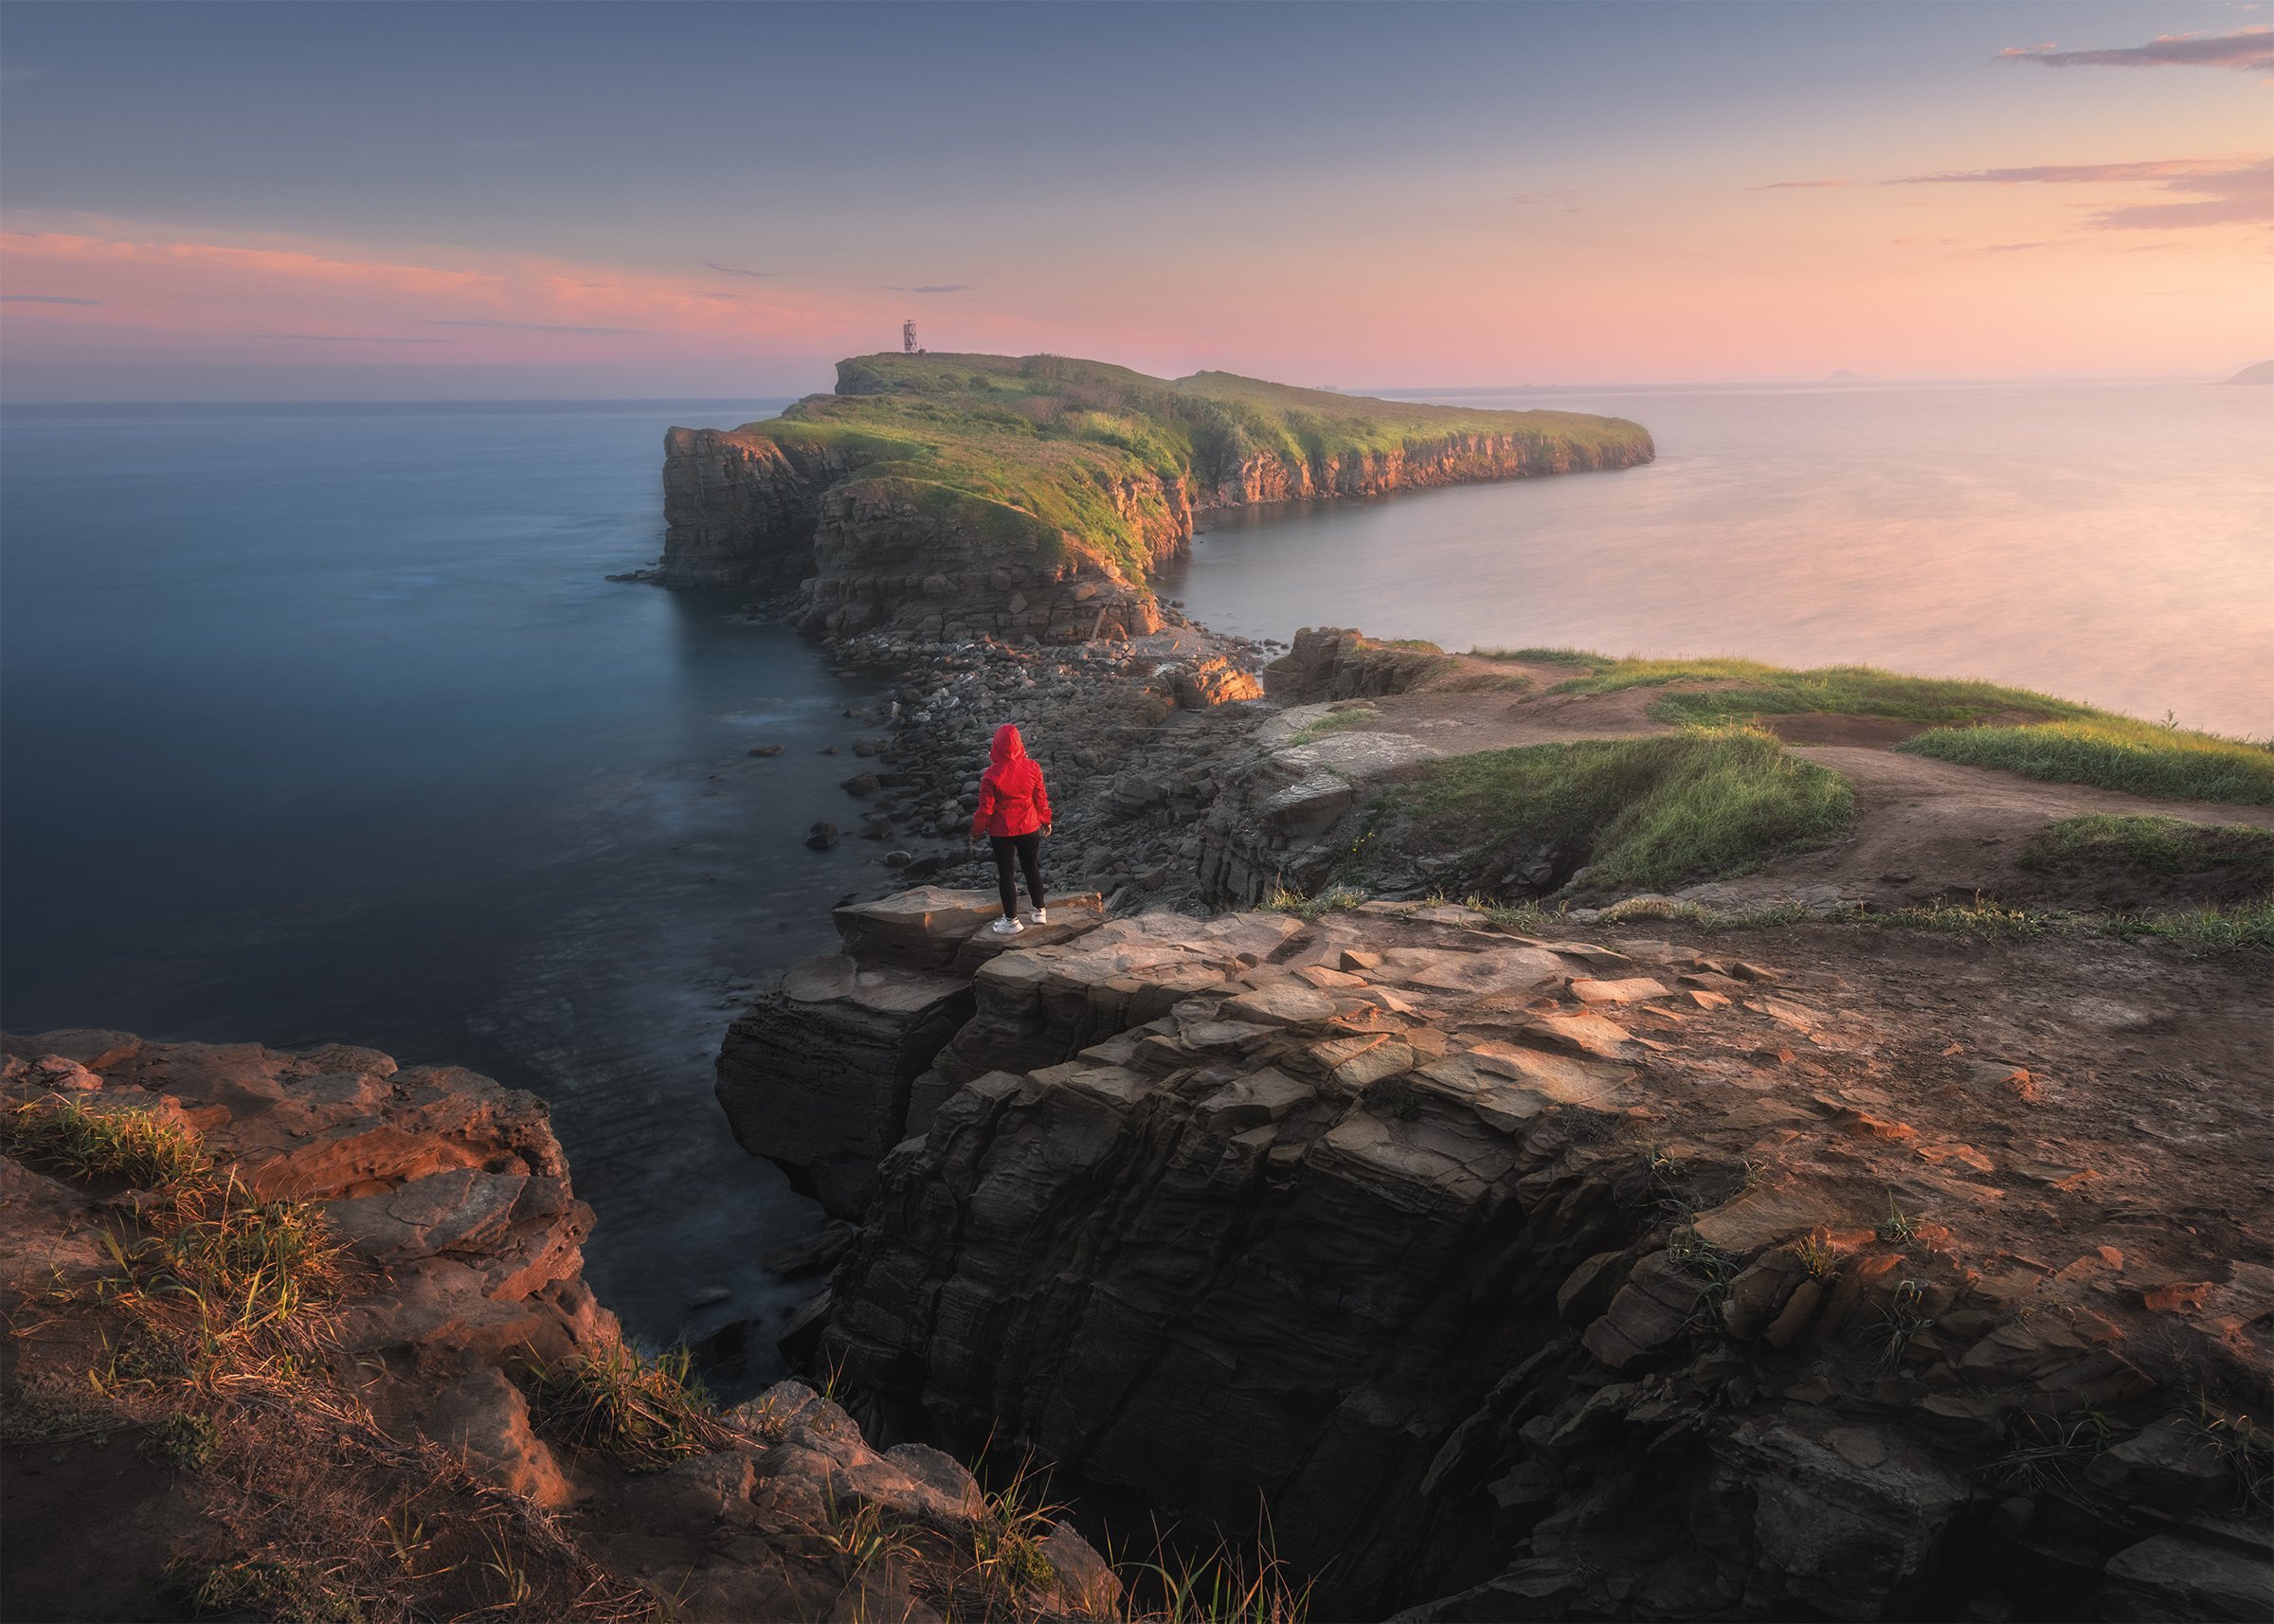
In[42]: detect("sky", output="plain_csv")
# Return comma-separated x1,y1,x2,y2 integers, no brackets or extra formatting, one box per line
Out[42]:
1,0,2268,399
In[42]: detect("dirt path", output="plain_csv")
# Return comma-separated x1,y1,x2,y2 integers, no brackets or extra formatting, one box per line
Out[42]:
1709,746,2274,910
1274,652,2271,911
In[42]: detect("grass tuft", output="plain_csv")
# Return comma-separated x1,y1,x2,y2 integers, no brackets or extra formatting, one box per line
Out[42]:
1903,716,2274,805
2025,813,2274,875
1534,654,2085,726
4,1093,211,1187
1391,726,1854,896
520,1338,734,1462
1257,884,1368,920
1285,708,1380,748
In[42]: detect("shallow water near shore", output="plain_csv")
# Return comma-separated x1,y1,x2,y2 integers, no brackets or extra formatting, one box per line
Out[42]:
1170,380,2273,740
0,398,875,1375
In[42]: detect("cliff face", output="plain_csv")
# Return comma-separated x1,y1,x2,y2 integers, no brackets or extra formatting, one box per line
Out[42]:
1206,428,1639,505
774,898,2272,1621
658,353,1654,641
659,425,849,589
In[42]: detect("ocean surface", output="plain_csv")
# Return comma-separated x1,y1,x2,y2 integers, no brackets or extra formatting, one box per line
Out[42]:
3,382,2265,1377
0,398,875,1377
1170,381,2273,740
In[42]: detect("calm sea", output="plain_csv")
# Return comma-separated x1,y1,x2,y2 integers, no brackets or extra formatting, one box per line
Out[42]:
3,383,2265,1366
1171,381,2273,739
0,398,879,1370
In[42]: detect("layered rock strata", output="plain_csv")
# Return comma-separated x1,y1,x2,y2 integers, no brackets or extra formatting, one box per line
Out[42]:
805,903,2273,1620
0,1029,1118,1622
714,886,1109,1218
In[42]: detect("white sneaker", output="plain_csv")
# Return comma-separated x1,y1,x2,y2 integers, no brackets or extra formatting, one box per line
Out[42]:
1028,907,1049,926
989,917,1025,937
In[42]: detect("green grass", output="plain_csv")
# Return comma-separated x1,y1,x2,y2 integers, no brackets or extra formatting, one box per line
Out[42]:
1529,652,2085,727
719,353,1653,586
1392,726,1855,894
2026,814,2274,875
1904,717,2274,806
1488,649,2272,806
1287,707,1380,747
2107,899,2274,951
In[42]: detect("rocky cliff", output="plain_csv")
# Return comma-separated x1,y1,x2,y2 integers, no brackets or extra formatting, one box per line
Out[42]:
0,1029,1123,1623
760,894,2272,1621
658,353,1653,641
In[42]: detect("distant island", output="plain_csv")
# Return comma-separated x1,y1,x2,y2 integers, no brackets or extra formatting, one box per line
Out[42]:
659,353,1653,641
2225,359,2274,385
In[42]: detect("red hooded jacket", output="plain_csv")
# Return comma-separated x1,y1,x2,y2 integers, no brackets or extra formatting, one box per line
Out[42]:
970,723,1053,839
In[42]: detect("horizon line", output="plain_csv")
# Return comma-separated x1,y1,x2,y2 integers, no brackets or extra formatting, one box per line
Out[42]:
0,370,2247,410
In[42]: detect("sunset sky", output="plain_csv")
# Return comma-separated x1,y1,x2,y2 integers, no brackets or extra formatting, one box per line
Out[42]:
2,0,2267,398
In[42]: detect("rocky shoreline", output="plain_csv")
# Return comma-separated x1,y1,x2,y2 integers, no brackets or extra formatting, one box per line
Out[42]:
691,611,2274,1620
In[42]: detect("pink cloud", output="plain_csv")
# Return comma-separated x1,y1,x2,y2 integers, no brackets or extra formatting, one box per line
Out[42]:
1884,156,2273,232
0,227,872,362
1752,179,1849,190
1995,27,2274,72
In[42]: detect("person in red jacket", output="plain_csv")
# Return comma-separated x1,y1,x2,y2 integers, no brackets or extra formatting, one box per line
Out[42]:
968,722,1053,936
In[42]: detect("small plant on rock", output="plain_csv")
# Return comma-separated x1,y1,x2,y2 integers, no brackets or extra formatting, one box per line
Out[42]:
1875,1194,1918,1244
149,1410,221,1471
1873,1279,1936,1372
1794,1230,1840,1281
2187,1399,2274,1514
4,1093,210,1187
521,1337,733,1463
822,1491,919,1579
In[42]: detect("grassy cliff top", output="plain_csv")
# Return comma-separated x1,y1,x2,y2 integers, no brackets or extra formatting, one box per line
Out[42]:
726,352,1652,580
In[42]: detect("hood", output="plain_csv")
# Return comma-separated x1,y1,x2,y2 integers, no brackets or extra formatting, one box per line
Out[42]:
989,723,1026,766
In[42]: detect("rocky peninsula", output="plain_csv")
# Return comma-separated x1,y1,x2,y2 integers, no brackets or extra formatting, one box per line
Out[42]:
656,353,1653,642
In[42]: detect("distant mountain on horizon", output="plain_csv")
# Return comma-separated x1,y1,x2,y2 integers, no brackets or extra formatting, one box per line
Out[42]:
2224,360,2274,385
1829,369,1874,381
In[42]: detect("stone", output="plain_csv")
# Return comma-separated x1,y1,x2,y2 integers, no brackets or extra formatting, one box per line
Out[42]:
805,821,839,849
749,743,786,756
2084,1414,2233,1507
424,1361,575,1509
714,956,976,1218
2101,1534,2274,1621
1762,1279,1824,1349
1570,977,1672,1005
1724,1416,1969,1620
1581,1252,1701,1369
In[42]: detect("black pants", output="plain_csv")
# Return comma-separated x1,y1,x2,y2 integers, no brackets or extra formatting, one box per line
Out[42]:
989,831,1045,918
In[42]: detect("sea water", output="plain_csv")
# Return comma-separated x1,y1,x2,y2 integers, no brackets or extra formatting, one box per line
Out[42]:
0,399,871,1367
1170,380,2273,740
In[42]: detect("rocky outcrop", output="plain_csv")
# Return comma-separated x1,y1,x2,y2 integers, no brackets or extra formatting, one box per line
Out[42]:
0,1028,1122,1623
714,887,1108,1217
812,904,2274,1620
1260,625,1454,703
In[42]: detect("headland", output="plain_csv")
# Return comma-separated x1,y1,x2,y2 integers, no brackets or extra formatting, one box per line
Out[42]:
655,353,1654,641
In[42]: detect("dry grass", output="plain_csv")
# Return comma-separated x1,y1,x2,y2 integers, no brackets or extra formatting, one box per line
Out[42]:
4,1092,212,1186
520,1338,739,1463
